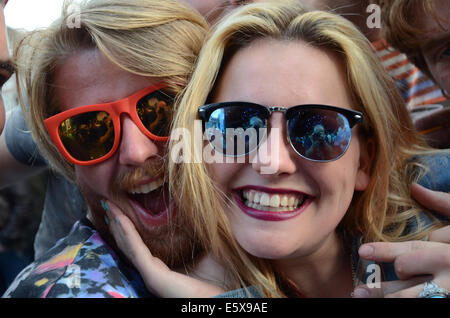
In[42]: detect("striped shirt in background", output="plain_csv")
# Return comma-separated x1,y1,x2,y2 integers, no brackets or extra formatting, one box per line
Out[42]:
372,39,446,110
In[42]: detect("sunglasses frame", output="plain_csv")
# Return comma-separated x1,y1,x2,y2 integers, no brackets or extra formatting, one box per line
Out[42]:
198,102,363,162
45,82,172,166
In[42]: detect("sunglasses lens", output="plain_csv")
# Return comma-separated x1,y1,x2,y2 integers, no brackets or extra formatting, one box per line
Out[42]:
136,91,173,138
205,104,267,156
58,111,115,162
288,109,352,161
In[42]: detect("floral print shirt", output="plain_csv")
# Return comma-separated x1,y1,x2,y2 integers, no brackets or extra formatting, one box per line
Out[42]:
2,219,151,298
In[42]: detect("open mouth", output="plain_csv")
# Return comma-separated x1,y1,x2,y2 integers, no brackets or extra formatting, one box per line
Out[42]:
126,178,172,226
233,187,312,221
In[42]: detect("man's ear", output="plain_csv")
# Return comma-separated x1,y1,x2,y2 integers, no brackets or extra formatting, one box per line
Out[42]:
355,137,375,191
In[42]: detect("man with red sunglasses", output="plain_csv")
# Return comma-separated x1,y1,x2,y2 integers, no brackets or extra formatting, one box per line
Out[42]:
0,0,246,262
2,0,209,298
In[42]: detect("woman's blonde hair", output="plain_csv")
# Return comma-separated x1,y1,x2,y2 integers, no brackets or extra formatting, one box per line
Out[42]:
170,0,446,296
15,0,208,180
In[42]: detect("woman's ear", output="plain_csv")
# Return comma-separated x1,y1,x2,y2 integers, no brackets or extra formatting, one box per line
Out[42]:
355,137,375,191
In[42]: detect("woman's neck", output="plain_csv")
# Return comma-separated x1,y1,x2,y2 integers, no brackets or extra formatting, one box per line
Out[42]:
274,231,354,298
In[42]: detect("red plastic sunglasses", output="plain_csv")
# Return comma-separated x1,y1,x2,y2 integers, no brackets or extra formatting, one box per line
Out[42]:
45,82,173,165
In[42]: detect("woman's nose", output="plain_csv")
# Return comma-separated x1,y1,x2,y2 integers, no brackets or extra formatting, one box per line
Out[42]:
251,113,297,176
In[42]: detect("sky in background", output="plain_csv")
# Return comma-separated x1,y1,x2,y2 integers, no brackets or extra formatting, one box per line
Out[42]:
5,0,66,30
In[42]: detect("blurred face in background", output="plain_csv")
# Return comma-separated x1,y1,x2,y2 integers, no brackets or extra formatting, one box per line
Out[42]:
415,0,450,95
181,0,244,23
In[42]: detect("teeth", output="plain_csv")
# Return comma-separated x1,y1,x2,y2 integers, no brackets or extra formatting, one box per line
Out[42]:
260,193,270,206
280,195,288,207
242,189,305,210
289,196,295,206
129,178,164,194
253,192,261,204
269,195,280,207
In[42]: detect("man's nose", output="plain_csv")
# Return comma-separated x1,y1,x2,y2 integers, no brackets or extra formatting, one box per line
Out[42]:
118,116,160,166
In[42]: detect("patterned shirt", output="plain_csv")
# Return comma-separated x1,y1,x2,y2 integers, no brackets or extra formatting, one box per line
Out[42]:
2,218,152,298
372,39,446,110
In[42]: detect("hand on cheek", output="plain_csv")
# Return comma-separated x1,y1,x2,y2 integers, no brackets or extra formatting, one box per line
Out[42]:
101,199,162,273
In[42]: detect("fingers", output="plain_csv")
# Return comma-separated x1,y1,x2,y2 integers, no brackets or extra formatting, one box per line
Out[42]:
102,200,132,241
101,200,152,265
357,236,450,298
359,241,430,263
410,183,450,216
385,282,430,298
354,277,450,298
429,225,450,244
359,241,450,279
353,275,431,298
393,245,450,280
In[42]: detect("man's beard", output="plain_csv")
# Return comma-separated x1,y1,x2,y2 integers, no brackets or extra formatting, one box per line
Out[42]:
77,158,202,269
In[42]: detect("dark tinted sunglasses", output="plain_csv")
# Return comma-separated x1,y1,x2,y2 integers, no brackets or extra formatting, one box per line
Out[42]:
45,83,174,165
198,102,363,162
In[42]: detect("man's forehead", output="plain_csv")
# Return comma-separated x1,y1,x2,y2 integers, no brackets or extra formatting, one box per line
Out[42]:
57,51,135,89
54,50,157,109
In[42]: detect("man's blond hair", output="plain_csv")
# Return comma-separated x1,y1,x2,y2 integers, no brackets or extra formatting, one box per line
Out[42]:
15,0,207,180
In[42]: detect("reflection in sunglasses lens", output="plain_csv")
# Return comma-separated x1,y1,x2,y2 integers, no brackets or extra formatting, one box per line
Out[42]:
58,111,115,161
137,91,173,137
288,109,351,161
206,105,267,156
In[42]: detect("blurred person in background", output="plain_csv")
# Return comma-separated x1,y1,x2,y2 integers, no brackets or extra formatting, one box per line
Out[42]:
0,0,44,295
376,0,450,148
293,0,450,149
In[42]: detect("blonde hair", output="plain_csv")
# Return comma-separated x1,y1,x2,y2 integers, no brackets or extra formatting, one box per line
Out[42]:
15,0,208,180
375,0,450,78
170,0,446,296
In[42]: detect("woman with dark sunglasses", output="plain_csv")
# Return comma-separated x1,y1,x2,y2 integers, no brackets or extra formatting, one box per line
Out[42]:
106,0,450,298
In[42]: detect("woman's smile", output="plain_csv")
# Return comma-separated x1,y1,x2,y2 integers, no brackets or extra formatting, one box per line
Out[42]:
232,186,314,221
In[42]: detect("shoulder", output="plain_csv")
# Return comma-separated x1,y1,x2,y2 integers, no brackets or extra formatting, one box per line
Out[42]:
3,220,149,298
4,107,46,166
416,152,450,192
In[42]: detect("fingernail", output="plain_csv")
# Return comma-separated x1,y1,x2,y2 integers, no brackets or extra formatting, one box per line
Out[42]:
359,245,374,258
100,200,111,213
353,288,369,298
104,214,109,225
